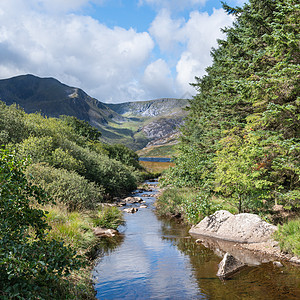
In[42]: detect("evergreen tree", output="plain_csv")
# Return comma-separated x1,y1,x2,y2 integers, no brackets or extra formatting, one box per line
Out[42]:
162,0,299,213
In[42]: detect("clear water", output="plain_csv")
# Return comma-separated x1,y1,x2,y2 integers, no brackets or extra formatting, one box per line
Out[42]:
93,183,300,300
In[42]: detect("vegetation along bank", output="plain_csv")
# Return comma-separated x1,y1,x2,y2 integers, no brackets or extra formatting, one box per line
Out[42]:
0,0,299,298
0,103,149,299
157,0,299,258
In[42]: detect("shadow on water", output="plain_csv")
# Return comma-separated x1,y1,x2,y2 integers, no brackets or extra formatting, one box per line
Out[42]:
93,183,300,299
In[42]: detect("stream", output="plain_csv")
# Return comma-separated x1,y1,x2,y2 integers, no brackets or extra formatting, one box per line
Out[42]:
93,181,300,299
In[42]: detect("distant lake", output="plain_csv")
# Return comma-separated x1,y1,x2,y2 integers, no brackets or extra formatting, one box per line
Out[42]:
139,157,172,162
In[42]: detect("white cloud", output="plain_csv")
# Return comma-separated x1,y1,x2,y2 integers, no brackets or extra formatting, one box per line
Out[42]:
0,2,154,102
142,59,174,98
149,9,185,52
150,8,234,95
139,0,207,11
3,0,106,14
0,0,235,102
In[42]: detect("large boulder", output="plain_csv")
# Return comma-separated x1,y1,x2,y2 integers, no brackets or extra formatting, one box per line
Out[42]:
189,210,277,243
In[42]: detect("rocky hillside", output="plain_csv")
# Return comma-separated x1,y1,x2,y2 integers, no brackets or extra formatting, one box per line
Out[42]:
107,98,188,117
0,74,188,152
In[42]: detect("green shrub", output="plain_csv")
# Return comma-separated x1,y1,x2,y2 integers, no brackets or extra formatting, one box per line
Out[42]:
157,187,225,224
60,115,101,141
183,192,221,224
156,188,184,217
93,207,125,230
99,143,142,170
274,219,300,257
65,141,137,195
26,163,104,211
0,148,84,299
0,102,29,145
16,135,55,163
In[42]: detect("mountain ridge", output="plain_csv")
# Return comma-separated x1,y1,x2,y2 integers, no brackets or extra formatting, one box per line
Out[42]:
0,74,189,151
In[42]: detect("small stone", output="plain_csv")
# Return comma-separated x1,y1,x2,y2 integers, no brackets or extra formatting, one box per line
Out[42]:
124,207,138,213
273,261,283,267
290,257,300,264
94,228,118,237
140,204,148,208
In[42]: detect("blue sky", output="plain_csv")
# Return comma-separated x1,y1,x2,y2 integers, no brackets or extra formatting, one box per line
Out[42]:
0,0,247,103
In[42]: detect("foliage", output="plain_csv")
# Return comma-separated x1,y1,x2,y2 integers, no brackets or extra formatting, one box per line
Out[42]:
45,204,97,254
161,0,300,215
274,219,300,257
93,142,142,170
156,188,185,218
92,206,125,230
66,142,138,196
26,163,104,211
60,115,101,141
0,101,140,199
156,188,225,224
0,149,84,299
183,192,221,224
0,102,28,145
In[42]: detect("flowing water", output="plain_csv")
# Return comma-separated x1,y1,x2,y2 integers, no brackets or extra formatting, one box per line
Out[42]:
93,182,300,299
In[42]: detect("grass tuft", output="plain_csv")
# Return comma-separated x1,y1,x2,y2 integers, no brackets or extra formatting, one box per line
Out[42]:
92,206,125,230
274,219,300,257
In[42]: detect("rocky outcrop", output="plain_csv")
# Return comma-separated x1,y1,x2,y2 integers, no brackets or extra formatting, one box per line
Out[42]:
189,210,277,243
141,117,184,141
107,98,189,117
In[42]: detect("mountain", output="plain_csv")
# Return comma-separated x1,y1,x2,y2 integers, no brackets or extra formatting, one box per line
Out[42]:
106,98,188,117
0,75,188,152
0,74,124,124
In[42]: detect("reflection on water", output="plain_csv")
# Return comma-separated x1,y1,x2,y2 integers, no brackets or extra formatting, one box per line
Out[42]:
93,184,300,299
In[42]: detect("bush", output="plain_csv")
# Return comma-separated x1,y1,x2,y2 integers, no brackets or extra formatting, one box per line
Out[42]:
0,102,29,145
274,219,300,257
65,141,137,196
26,163,104,211
99,143,142,170
184,191,223,224
157,187,225,224
156,188,185,217
0,149,84,299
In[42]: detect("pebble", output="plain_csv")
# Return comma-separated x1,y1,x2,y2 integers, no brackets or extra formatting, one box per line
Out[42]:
273,261,283,268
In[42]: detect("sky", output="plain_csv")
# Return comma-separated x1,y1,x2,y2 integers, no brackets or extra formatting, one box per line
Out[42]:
0,0,247,103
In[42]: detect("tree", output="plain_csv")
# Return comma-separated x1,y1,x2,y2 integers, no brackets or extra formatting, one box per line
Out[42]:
162,0,299,214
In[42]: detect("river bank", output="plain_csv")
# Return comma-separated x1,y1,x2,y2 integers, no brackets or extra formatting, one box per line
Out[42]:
92,181,300,299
